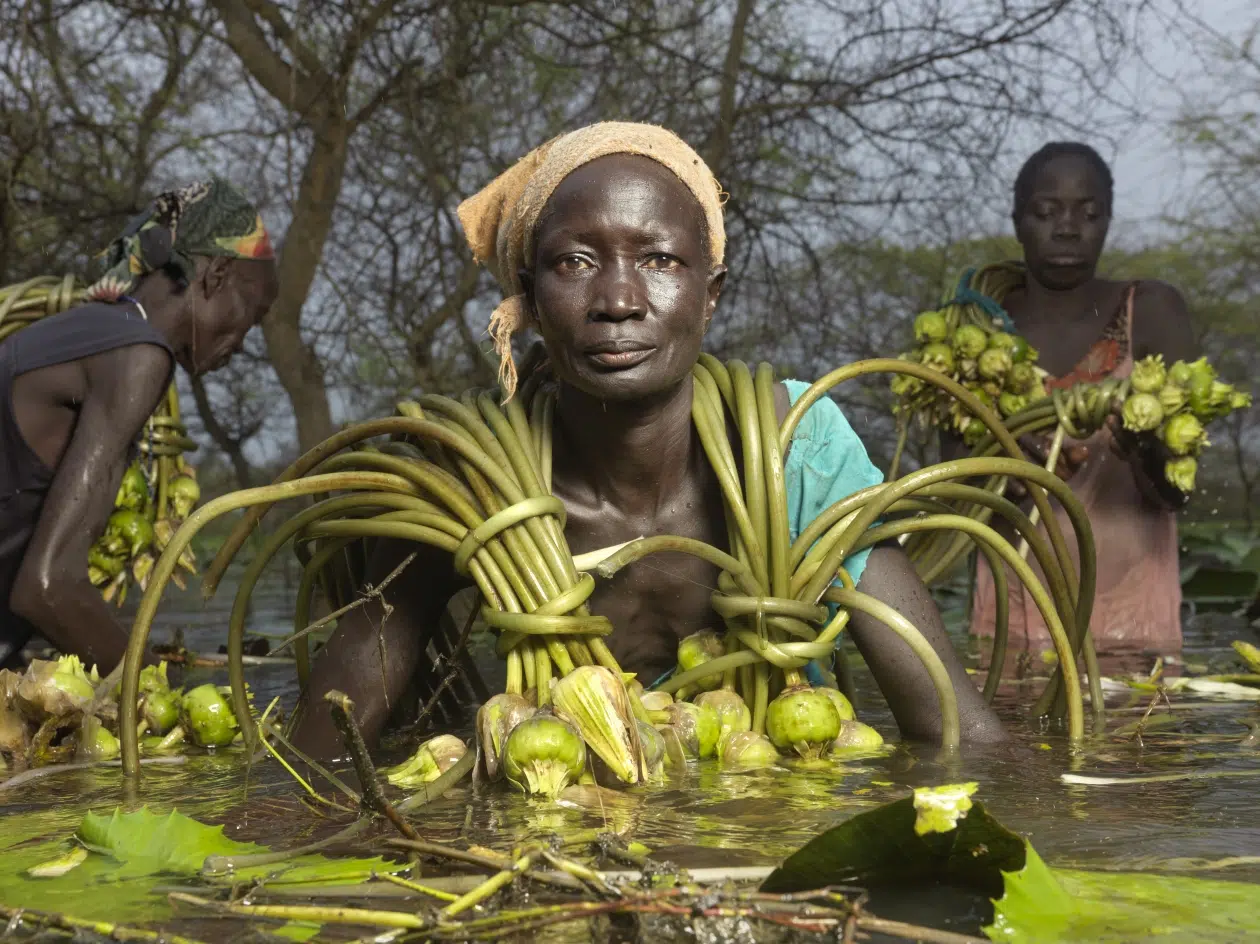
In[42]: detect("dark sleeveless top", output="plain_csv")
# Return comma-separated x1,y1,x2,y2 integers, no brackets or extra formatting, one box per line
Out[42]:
0,303,172,663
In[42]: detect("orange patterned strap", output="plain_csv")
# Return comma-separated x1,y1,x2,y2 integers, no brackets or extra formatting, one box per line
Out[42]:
1044,283,1137,391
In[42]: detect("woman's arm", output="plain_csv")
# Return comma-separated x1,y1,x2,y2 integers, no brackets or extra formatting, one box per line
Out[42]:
10,345,170,671
849,545,1007,743
289,538,460,759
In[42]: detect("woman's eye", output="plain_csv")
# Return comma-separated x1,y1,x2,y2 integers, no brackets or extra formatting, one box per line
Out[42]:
643,253,681,270
556,255,591,270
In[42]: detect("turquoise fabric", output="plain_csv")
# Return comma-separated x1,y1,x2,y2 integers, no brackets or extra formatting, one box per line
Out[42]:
781,379,883,588
647,379,884,690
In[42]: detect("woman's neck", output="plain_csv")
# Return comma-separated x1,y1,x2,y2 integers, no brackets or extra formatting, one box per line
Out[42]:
1015,274,1106,326
551,376,699,515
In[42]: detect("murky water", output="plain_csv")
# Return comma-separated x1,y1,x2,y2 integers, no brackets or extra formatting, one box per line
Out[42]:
3,568,1258,941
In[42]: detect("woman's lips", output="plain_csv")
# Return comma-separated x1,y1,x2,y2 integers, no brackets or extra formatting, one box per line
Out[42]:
586,347,655,369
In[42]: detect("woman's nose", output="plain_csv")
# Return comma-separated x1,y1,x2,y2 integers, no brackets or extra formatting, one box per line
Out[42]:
590,258,646,322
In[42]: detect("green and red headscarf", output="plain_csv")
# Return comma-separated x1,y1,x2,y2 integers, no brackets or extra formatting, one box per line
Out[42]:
87,178,274,302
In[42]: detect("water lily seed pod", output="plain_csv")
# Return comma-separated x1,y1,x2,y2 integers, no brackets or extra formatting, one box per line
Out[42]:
676,630,725,692
76,716,120,762
977,347,1012,381
1229,389,1252,411
1164,456,1197,494
1158,384,1187,416
919,342,955,374
962,418,988,447
181,683,240,748
664,701,720,759
1166,360,1192,387
137,662,171,695
142,689,181,736
476,693,535,781
16,657,96,721
115,463,149,513
914,310,949,343
719,731,779,770
986,331,1019,354
640,691,673,712
765,686,842,760
385,734,468,789
552,665,642,785
952,324,988,359
1010,335,1035,364
998,392,1027,418
1121,392,1163,433
168,476,201,520
637,720,666,781
1007,362,1036,394
1129,354,1166,394
694,689,751,752
831,720,885,753
818,687,856,722
503,713,586,799
1161,412,1207,456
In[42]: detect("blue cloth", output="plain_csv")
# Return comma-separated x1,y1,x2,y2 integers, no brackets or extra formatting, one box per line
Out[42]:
647,380,884,689
781,380,885,684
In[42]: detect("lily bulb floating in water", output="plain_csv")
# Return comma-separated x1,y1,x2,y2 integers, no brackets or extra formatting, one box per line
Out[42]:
766,686,842,760
664,700,720,759
180,684,240,748
477,693,536,781
676,630,725,692
503,714,586,799
384,734,468,789
719,731,779,769
551,665,643,785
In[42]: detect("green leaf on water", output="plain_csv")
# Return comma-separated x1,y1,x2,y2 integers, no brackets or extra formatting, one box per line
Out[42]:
77,807,263,874
763,784,1260,943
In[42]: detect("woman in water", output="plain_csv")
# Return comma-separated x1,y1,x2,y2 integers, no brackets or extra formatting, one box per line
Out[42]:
291,122,1005,757
969,142,1198,656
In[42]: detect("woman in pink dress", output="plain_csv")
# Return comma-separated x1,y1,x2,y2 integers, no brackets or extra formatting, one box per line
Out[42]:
969,142,1199,656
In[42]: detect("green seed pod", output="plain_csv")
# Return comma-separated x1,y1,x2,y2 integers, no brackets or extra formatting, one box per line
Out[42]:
88,546,125,581
1121,392,1164,433
1229,390,1253,411
114,463,149,513
552,665,642,785
137,662,171,695
1164,456,1198,494
640,691,673,712
142,689,181,736
168,475,201,520
765,686,842,760
830,720,885,753
818,687,856,722
1010,335,1035,364
719,731,779,770
952,324,988,359
919,342,955,374
637,720,666,781
977,347,1012,381
181,684,240,748
913,310,949,343
1158,384,1187,416
106,510,154,558
962,417,989,446
477,693,535,781
986,331,1019,354
1007,362,1036,394
1129,354,1167,394
76,716,120,762
16,656,95,721
694,689,752,753
1162,412,1207,456
385,734,468,789
676,630,726,692
889,373,925,400
1166,360,1193,387
664,701,720,759
503,714,586,799
998,392,1027,418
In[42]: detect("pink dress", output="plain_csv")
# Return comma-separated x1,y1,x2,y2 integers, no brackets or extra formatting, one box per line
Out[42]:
969,285,1183,655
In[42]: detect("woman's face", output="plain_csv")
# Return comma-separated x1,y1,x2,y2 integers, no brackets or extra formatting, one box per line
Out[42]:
1014,153,1111,292
185,256,278,375
525,154,725,402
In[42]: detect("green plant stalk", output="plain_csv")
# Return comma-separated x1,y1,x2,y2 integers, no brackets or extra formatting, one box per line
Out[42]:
121,472,420,776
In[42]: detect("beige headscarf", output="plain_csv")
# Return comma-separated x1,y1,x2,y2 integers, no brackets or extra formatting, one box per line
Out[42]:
457,121,727,398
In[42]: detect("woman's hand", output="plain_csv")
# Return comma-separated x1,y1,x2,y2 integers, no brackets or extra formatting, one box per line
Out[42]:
1104,414,1188,509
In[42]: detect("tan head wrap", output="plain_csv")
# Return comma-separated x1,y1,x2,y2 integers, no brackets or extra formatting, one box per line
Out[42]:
457,121,726,397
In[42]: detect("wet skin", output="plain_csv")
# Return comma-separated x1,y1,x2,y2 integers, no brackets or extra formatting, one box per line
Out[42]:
291,154,1005,758
8,255,277,671
952,153,1199,506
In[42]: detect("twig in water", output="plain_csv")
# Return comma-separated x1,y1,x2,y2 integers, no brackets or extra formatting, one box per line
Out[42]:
169,893,426,930
414,600,480,731
442,850,536,917
0,755,186,792
374,870,459,902
325,690,419,840
0,903,208,944
1063,768,1260,786
258,718,360,802
273,551,417,654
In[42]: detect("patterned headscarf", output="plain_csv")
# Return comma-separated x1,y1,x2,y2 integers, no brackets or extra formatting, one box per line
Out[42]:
86,178,274,302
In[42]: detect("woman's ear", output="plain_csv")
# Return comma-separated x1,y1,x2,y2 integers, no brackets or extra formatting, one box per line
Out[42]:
201,256,233,299
704,264,727,328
